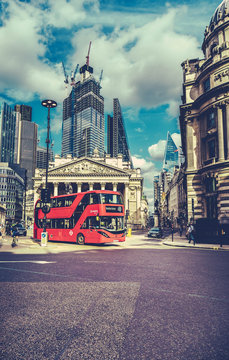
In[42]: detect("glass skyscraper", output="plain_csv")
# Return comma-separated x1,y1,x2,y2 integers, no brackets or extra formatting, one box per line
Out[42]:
163,132,179,171
62,64,104,158
14,104,37,189
0,102,16,163
107,98,132,166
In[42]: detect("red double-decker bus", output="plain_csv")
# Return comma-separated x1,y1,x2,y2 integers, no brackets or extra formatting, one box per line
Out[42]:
34,190,125,244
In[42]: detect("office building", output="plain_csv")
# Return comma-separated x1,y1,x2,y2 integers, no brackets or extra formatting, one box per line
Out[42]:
37,146,54,169
0,162,24,222
107,98,132,167
179,0,229,224
163,132,179,171
62,63,104,158
14,106,37,189
14,104,32,122
0,102,16,164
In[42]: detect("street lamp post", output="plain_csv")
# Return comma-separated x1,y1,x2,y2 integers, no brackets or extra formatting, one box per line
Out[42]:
41,100,57,236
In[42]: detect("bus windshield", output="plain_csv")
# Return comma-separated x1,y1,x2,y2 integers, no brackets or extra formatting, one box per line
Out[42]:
100,216,124,231
100,193,123,205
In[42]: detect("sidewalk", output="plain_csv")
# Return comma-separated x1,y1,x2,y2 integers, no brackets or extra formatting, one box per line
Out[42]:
1,231,229,253
162,231,229,250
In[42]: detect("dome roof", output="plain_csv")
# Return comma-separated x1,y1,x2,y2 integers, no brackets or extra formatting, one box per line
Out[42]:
210,0,229,26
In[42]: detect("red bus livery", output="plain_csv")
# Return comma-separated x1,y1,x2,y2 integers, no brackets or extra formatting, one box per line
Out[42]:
34,190,125,244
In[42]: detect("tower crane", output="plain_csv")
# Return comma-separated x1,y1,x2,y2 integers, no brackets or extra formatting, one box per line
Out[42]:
86,41,92,67
61,61,69,85
71,64,79,85
99,69,103,87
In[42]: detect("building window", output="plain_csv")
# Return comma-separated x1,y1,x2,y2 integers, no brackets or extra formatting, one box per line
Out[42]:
207,111,216,129
208,138,215,158
205,177,216,193
203,77,210,92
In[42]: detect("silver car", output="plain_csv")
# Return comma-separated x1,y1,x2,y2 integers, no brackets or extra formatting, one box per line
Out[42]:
12,224,27,236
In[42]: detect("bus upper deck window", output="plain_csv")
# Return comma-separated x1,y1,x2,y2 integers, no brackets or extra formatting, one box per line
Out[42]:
91,193,99,204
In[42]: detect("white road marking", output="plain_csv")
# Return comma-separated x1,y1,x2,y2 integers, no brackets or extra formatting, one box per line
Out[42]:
0,261,55,264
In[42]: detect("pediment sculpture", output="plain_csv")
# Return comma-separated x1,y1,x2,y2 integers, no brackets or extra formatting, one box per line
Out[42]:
49,159,126,176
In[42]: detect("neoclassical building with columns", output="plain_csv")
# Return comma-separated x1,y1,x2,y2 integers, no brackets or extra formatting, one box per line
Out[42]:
33,153,148,229
179,0,229,225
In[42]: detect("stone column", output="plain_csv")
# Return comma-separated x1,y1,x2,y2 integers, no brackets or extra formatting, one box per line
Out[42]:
226,102,229,159
124,185,129,211
186,120,194,170
89,183,93,191
217,105,225,161
33,186,40,206
77,183,82,192
113,183,117,192
193,118,198,170
136,185,141,211
101,183,105,190
53,183,58,196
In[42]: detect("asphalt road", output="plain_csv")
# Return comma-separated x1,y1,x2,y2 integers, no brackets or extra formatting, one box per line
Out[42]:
0,236,229,360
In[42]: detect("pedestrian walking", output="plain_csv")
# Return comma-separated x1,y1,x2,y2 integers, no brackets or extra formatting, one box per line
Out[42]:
179,224,183,237
187,223,196,245
11,228,18,248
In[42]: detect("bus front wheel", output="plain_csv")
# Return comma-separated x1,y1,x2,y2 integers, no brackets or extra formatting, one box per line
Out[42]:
77,233,85,245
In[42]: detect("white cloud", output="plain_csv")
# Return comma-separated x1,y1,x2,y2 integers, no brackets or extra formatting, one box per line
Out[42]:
166,100,180,119
132,155,158,183
132,155,160,210
148,140,167,161
148,132,181,161
171,133,181,148
0,0,67,103
69,6,202,110
0,1,202,112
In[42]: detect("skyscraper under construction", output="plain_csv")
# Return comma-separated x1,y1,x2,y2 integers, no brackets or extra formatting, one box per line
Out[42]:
61,48,104,158
107,98,132,167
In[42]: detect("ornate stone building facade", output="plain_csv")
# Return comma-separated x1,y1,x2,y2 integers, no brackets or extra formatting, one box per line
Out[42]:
33,154,148,229
179,0,229,225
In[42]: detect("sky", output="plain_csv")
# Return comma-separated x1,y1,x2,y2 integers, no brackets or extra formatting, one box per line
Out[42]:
0,0,222,210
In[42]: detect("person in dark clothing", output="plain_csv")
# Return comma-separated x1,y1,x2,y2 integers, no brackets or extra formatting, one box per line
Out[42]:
188,223,196,245
11,228,18,247
179,224,183,236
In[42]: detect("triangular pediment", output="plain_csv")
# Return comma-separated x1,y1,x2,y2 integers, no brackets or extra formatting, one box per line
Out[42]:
48,157,129,177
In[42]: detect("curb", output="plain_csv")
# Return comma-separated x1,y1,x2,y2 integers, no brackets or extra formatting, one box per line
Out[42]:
162,240,229,251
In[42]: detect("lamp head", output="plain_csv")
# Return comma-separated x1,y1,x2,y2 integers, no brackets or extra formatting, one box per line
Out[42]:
41,100,57,108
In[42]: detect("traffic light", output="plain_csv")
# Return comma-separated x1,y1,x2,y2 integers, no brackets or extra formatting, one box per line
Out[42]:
41,188,51,203
42,204,50,214
192,198,194,212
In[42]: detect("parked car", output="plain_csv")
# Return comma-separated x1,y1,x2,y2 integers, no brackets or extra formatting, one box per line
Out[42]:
12,223,27,236
147,227,163,238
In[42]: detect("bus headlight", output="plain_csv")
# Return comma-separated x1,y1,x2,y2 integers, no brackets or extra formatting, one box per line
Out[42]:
98,231,110,238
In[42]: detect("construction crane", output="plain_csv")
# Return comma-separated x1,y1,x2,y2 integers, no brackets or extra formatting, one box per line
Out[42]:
70,64,79,85
99,69,103,87
61,61,69,85
86,41,92,67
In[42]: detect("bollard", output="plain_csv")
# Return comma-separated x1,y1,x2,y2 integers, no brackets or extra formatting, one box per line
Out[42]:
127,228,132,237
41,232,48,246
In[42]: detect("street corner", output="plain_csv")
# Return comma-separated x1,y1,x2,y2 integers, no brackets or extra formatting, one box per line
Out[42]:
0,235,43,253
162,236,229,251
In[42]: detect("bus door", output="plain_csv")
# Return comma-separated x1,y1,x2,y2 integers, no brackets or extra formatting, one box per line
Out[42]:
81,216,100,242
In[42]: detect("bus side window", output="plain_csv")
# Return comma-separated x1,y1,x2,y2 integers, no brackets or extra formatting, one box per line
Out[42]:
78,194,90,211
91,193,99,204
56,219,64,228
46,219,51,229
81,219,87,229
52,198,57,208
64,219,70,229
